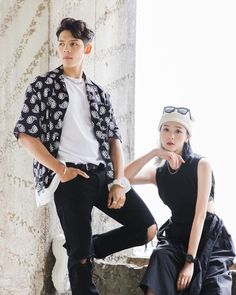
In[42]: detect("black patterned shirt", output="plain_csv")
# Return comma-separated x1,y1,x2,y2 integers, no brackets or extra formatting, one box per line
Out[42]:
14,65,121,205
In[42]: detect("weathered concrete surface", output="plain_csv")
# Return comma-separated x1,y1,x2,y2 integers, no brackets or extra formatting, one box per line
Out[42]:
0,1,51,294
94,260,145,295
1,0,137,293
93,260,236,295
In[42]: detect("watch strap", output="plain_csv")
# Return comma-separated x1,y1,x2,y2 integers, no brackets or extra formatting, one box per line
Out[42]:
108,177,131,193
185,254,196,263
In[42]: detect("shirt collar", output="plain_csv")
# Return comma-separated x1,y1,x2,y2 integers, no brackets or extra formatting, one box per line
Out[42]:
54,65,93,86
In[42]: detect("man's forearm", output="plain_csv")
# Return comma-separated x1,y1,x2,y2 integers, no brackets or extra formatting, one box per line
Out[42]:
109,138,124,179
18,133,65,176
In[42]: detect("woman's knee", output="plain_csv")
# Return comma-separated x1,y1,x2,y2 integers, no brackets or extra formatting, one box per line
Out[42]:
147,224,157,242
150,246,173,263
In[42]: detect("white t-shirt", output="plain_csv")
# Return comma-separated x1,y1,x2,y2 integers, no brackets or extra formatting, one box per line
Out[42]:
57,75,104,165
38,75,104,207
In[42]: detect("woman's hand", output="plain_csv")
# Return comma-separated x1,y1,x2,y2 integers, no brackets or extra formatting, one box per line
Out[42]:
156,148,185,169
176,263,194,291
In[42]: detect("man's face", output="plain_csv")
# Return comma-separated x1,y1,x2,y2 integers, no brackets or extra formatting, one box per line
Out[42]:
57,30,87,69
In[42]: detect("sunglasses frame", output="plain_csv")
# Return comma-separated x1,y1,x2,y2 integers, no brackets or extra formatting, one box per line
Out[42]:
163,106,192,120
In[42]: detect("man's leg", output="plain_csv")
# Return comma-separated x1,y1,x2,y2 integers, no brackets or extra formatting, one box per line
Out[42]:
93,172,156,258
54,174,100,295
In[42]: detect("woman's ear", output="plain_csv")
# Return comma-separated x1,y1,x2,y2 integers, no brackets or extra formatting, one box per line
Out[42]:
85,43,92,54
185,136,190,143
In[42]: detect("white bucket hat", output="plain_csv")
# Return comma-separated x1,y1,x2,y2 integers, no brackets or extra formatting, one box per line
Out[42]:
158,106,193,137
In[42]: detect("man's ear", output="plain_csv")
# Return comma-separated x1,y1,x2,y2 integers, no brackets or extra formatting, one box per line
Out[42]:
85,43,92,54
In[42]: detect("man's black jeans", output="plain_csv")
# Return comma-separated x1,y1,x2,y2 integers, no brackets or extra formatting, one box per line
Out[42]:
54,164,156,295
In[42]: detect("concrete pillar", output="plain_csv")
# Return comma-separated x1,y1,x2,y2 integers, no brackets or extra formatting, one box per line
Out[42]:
0,0,136,293
0,1,52,293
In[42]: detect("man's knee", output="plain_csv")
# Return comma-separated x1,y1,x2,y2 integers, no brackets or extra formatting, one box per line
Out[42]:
68,257,94,282
79,258,87,265
147,224,157,242
132,223,157,245
77,257,94,272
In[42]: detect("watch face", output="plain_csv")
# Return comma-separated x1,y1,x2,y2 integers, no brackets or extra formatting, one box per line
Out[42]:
113,178,126,187
186,254,195,263
120,179,126,186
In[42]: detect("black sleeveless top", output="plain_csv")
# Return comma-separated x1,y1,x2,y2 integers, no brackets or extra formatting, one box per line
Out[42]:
156,154,215,226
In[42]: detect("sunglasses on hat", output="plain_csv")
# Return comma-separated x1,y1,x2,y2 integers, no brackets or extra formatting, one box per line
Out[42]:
163,106,192,120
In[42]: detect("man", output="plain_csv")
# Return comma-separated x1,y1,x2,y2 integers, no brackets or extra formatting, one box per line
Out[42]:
14,18,157,294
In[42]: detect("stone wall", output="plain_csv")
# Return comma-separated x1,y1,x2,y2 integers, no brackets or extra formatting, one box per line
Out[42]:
94,260,145,295
0,0,136,293
93,260,236,295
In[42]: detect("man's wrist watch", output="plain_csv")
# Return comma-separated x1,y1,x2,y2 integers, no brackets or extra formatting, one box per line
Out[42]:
107,177,131,193
112,178,127,188
185,254,196,263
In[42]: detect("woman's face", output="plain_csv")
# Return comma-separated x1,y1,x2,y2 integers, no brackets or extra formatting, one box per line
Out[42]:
160,121,189,155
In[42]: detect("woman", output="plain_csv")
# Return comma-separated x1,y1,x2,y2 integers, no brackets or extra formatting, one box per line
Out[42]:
125,106,235,295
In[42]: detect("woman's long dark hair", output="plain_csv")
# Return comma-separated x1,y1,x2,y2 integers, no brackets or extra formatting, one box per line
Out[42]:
182,140,193,160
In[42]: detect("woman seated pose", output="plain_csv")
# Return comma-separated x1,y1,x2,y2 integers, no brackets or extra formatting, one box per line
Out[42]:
125,106,235,295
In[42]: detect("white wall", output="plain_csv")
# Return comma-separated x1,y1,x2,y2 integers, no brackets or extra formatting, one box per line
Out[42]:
135,0,236,255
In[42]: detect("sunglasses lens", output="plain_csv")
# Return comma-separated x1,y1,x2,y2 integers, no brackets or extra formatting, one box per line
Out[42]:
178,108,189,115
164,106,175,113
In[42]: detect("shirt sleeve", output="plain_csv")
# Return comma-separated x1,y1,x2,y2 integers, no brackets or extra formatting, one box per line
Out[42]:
13,82,43,140
105,93,122,142
108,106,122,141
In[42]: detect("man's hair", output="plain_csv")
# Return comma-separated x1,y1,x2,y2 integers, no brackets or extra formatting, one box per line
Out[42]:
56,18,94,44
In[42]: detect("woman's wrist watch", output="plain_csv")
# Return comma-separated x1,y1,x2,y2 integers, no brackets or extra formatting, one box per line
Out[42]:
185,254,196,263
